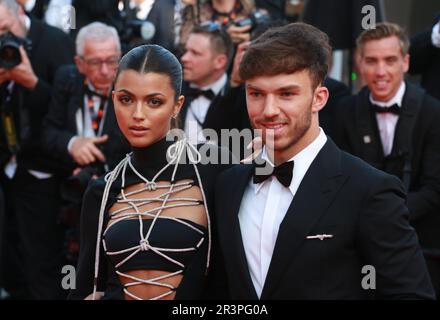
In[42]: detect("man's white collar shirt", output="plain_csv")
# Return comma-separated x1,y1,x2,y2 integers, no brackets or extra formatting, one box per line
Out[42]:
238,128,327,298
369,81,405,156
184,73,227,145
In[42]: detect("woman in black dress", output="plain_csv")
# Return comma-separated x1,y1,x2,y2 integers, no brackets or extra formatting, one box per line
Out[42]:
69,44,231,300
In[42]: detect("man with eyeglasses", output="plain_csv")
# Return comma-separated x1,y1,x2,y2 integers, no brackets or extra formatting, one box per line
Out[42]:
44,22,127,172
0,0,74,299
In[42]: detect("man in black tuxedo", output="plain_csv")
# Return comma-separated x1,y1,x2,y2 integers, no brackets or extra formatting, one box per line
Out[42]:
214,22,435,299
179,25,233,145
409,15,440,100
0,0,74,299
334,22,440,297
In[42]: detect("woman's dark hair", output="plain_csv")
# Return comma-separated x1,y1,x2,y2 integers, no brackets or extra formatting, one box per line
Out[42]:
115,44,183,100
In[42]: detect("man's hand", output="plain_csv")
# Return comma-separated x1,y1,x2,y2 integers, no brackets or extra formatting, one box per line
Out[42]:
7,46,38,89
230,41,250,87
0,67,10,85
70,135,109,166
226,24,251,44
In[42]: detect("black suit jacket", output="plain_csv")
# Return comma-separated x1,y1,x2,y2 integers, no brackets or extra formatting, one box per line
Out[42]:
409,21,440,100
43,65,130,175
215,138,434,299
147,0,176,52
0,17,74,173
303,0,384,50
333,82,440,254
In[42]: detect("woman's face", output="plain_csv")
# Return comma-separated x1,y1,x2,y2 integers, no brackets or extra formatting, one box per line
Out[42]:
112,70,184,148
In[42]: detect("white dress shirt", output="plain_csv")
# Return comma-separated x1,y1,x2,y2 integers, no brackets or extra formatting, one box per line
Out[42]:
184,73,227,145
44,0,72,33
238,128,328,298
369,81,405,156
432,22,440,48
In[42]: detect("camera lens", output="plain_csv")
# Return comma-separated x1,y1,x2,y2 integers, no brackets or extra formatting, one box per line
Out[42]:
0,36,22,69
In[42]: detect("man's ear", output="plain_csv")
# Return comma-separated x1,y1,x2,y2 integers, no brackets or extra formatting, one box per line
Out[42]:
403,53,410,73
312,85,329,113
214,53,228,71
75,55,85,74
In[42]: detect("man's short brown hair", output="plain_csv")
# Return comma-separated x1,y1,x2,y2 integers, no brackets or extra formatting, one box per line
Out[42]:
239,22,332,88
357,22,410,56
190,25,234,68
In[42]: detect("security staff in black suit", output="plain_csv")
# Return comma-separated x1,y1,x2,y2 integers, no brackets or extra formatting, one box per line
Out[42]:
214,22,434,299
334,23,440,297
0,0,74,299
409,15,440,100
179,24,234,145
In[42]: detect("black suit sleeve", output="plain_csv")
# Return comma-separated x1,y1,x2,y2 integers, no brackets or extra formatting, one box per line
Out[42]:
332,96,355,153
407,99,440,222
43,66,77,166
27,26,74,117
357,173,435,299
409,29,439,75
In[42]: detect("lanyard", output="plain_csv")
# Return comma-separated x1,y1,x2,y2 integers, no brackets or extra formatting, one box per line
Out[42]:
84,81,108,137
1,82,20,154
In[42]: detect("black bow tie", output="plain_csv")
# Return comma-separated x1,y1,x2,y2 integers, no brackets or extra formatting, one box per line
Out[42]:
371,103,400,115
186,87,216,100
85,85,108,101
253,160,294,188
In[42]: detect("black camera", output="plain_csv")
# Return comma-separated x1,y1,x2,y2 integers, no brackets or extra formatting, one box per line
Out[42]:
0,32,31,69
116,0,156,52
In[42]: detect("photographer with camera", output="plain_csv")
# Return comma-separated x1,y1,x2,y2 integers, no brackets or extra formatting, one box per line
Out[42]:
0,0,74,299
43,22,130,266
179,0,270,53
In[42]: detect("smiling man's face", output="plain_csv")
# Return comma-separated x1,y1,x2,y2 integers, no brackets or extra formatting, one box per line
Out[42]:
359,35,409,102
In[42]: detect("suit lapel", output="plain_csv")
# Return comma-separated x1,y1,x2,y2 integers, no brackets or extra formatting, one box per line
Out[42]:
202,80,230,129
355,87,385,166
390,83,423,157
224,163,259,299
180,80,230,129
260,139,348,299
